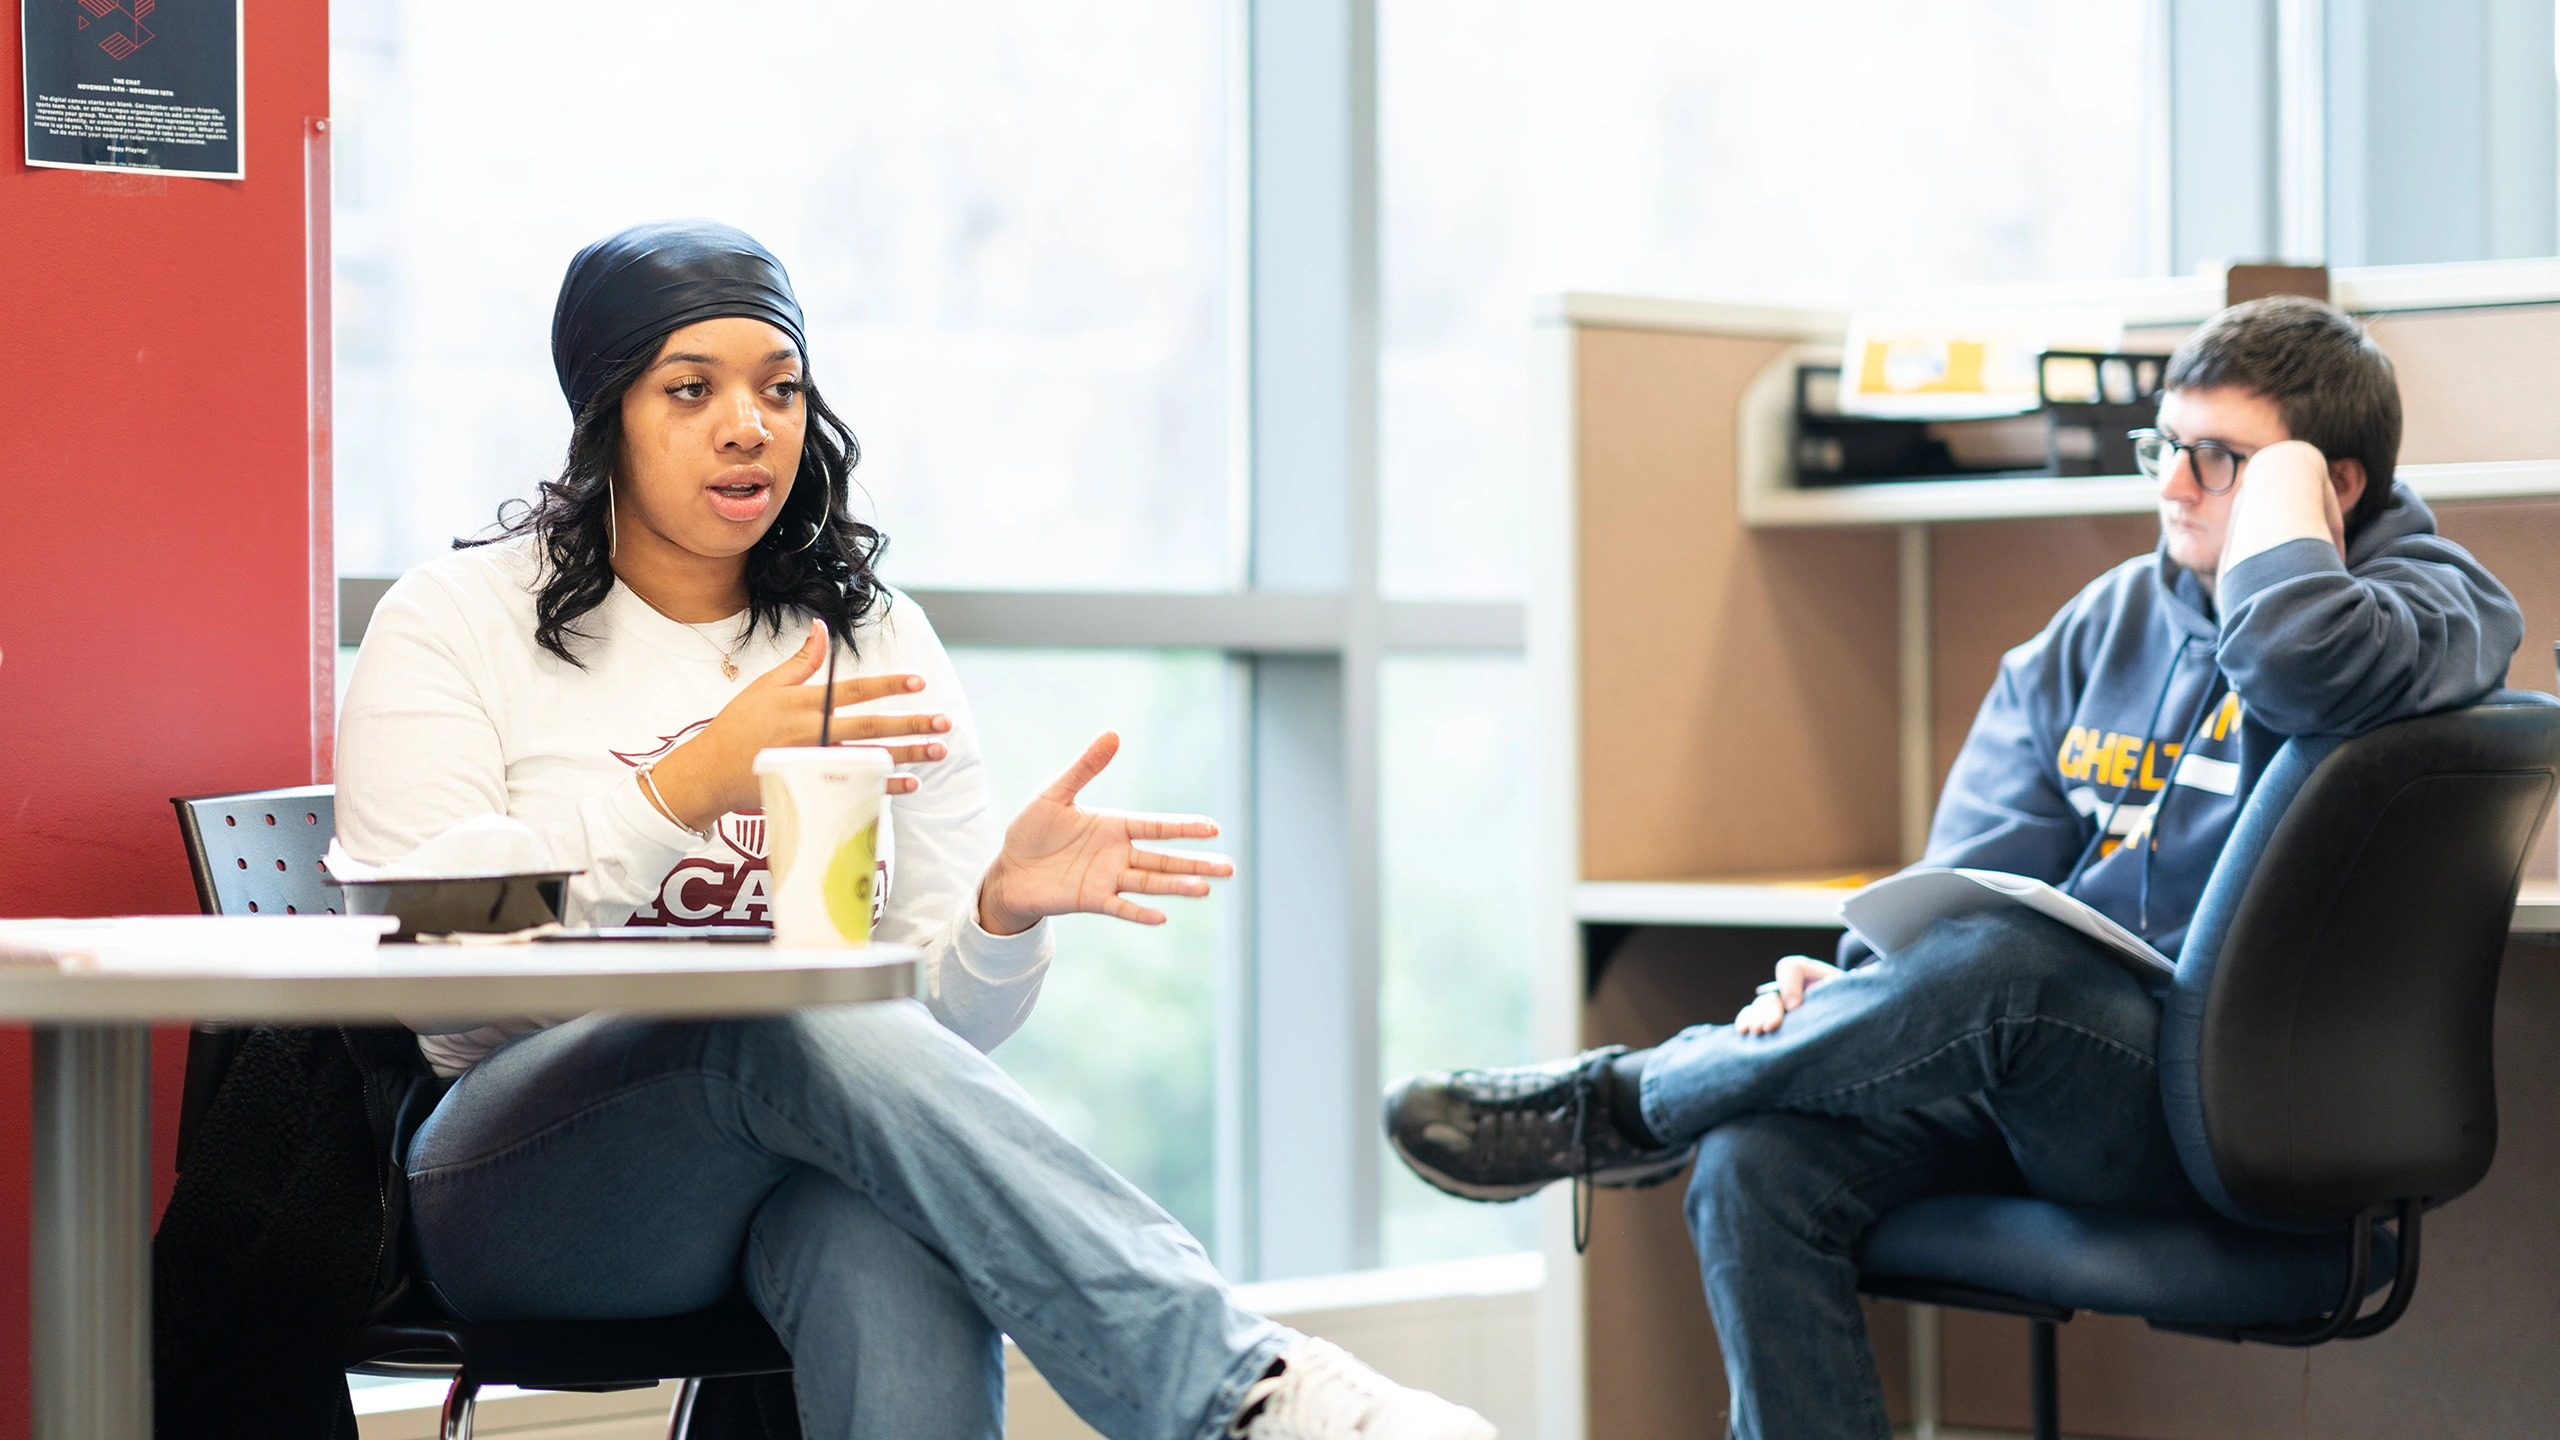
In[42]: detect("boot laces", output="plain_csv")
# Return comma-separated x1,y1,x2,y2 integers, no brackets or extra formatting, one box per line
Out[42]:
1452,1057,1606,1252
1570,1068,1595,1254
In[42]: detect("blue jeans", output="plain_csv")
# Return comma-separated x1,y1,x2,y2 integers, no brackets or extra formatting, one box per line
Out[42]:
1637,910,2207,1440
402,999,1289,1440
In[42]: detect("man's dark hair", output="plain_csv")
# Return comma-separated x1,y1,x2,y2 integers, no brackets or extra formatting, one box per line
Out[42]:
2162,294,2402,532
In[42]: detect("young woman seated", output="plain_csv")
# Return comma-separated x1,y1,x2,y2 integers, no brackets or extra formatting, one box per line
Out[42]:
336,219,1491,1440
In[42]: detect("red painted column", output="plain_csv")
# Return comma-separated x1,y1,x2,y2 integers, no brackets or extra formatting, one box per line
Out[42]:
0,1,332,1431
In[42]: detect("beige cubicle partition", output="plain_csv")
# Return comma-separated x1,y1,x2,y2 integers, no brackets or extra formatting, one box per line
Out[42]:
1573,325,1903,886
1549,277,2560,1439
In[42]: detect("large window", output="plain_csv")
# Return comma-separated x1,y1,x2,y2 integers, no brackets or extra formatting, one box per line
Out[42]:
2319,0,2558,266
1379,654,1535,1266
951,649,1235,1244
331,0,1234,590
1378,0,2156,600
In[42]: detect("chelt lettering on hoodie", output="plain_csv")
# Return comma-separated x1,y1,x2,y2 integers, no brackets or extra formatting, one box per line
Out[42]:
1869,484,2522,968
2055,692,2248,858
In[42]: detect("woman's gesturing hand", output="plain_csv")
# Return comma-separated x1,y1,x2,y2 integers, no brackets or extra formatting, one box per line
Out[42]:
976,731,1236,937
646,618,952,831
1733,954,1845,1036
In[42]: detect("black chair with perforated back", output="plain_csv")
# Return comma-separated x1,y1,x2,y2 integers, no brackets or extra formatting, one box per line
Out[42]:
171,785,790,1440
1850,692,2560,1440
169,785,345,1167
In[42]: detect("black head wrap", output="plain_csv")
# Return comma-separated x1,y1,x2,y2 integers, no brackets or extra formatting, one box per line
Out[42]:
550,219,809,416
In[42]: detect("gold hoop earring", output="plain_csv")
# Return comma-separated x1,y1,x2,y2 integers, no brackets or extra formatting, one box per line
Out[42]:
607,481,620,560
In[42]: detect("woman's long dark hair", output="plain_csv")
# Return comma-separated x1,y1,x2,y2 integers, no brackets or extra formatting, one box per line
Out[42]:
464,339,888,666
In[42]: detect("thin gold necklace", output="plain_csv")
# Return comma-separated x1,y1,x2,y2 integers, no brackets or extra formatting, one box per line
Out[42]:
620,577,749,681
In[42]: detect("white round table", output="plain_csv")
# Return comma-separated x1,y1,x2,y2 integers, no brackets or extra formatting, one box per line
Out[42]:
0,926,918,1440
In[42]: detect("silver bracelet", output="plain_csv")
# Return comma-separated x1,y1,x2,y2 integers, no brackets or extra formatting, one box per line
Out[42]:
637,760,710,842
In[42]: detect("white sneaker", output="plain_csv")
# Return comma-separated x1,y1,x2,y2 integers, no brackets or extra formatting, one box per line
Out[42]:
1226,1338,1497,1440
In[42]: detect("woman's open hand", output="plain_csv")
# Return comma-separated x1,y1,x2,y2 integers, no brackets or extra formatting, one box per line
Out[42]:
646,618,952,830
976,732,1236,937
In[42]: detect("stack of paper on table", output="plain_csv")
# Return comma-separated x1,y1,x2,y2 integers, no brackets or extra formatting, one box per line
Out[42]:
0,916,398,970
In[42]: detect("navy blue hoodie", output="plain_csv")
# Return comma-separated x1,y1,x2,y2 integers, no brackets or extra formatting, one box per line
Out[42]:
1844,483,2523,968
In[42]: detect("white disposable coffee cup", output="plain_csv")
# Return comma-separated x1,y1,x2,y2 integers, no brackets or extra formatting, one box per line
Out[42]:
753,746,891,947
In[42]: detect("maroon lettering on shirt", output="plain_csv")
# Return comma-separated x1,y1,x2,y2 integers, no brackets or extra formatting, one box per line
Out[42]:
628,810,776,927
614,722,774,930
612,725,885,930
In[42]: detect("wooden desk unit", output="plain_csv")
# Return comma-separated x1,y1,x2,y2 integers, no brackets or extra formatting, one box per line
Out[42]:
1525,266,2560,1440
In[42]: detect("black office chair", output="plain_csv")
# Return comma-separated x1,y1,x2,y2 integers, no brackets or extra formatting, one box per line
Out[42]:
1849,692,2560,1440
171,786,791,1440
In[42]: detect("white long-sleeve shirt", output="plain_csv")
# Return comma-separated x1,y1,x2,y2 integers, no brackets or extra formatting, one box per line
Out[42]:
336,537,1051,1076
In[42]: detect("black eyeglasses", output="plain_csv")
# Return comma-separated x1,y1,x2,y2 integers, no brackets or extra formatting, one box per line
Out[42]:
2128,429,2249,495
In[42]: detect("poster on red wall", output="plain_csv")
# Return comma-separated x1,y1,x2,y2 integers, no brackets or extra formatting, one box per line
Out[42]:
20,0,242,178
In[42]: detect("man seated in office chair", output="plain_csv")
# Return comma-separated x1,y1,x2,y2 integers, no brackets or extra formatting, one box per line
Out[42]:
1381,296,2525,1439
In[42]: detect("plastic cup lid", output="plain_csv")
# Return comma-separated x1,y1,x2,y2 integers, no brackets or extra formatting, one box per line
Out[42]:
753,745,894,775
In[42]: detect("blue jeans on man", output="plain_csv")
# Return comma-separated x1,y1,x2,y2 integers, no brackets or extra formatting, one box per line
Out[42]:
1640,909,2203,1438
